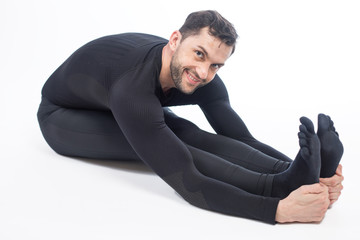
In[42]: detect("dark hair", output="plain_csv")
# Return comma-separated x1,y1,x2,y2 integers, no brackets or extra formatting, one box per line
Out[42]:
179,10,238,53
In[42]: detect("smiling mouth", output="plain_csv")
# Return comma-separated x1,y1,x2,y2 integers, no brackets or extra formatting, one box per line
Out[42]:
185,70,201,85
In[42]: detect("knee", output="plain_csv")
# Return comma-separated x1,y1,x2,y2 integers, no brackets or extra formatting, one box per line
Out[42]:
37,97,60,124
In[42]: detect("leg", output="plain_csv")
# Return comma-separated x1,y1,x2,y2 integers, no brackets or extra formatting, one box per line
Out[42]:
163,108,290,174
37,99,275,198
187,145,274,197
165,109,321,199
317,114,344,178
37,97,139,160
271,117,321,198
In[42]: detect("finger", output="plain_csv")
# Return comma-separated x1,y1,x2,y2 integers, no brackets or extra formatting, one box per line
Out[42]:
328,183,344,193
336,164,343,176
301,183,328,194
329,192,341,202
320,175,344,187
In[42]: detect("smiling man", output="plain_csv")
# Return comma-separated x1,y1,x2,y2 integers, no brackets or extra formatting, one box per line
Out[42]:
162,27,231,94
37,10,344,224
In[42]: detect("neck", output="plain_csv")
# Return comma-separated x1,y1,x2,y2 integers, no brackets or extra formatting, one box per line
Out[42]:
159,44,175,93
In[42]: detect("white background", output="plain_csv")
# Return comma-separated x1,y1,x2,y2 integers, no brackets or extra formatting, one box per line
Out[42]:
1,0,360,239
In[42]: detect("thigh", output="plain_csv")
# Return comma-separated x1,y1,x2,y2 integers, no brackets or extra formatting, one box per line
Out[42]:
164,108,289,174
37,97,139,160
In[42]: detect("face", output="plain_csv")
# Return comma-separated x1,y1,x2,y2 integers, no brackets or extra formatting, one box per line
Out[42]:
169,28,233,94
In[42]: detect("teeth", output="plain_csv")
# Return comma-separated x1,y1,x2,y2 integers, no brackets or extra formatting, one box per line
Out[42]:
188,72,198,82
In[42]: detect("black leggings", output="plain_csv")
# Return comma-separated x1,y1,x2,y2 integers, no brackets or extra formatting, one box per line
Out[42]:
37,97,291,197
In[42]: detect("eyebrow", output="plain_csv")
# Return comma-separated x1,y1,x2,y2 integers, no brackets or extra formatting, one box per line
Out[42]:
197,45,209,58
197,45,225,67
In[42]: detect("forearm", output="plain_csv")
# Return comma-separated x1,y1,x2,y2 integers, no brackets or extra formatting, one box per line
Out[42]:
202,100,292,162
164,164,281,224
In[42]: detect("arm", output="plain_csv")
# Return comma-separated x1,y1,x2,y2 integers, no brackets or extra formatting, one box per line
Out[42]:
199,76,292,162
109,73,280,224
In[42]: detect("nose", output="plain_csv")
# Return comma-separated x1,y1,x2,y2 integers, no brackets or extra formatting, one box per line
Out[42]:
196,64,210,81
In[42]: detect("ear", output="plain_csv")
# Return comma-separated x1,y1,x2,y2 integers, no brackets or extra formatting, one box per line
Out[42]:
169,30,182,51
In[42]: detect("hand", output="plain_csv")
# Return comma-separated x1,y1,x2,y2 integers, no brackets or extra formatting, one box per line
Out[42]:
275,183,330,223
320,164,344,206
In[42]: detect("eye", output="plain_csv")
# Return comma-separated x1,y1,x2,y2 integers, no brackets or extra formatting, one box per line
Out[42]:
211,64,222,70
195,50,204,59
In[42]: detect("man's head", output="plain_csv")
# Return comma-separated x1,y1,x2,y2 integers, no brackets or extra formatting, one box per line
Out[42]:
179,10,238,54
167,10,238,94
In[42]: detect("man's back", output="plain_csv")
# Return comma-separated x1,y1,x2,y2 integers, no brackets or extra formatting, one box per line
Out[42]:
41,33,167,109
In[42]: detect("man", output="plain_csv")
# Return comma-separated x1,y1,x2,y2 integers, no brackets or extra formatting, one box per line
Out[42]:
37,10,344,224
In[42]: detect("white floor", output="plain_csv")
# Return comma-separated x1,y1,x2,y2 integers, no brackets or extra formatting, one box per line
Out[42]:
1,1,360,239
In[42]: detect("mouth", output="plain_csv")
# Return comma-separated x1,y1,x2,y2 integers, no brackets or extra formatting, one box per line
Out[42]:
185,70,201,86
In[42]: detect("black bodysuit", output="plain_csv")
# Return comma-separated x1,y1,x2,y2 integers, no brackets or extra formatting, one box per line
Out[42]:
37,33,293,224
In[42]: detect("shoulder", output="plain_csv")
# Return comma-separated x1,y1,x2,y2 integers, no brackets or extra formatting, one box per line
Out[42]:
83,33,167,49
68,33,167,61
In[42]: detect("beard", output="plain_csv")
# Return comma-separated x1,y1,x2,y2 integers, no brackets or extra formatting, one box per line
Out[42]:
169,50,206,95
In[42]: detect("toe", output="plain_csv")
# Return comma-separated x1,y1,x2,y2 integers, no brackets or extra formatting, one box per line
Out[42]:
300,116,315,134
299,138,308,148
318,113,330,132
299,124,312,137
300,146,311,159
329,118,336,132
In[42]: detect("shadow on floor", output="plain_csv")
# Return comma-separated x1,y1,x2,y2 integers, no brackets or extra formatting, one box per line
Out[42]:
67,156,155,175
